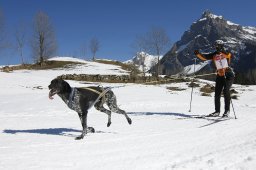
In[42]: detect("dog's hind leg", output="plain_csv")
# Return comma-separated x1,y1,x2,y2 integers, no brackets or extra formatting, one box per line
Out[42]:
109,105,132,125
78,113,82,123
94,102,112,127
75,111,88,140
106,93,132,125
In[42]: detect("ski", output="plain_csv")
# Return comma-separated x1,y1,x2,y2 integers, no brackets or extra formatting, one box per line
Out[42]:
190,115,218,119
190,115,234,120
176,115,234,120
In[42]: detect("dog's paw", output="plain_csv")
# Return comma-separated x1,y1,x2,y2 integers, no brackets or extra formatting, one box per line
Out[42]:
87,127,95,133
75,135,84,140
127,118,132,125
107,122,112,127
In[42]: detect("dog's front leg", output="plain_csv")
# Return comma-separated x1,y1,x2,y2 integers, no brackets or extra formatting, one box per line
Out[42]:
75,111,88,140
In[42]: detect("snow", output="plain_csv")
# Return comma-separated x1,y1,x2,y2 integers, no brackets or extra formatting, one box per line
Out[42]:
1,57,256,170
48,56,129,75
225,37,239,44
243,26,256,35
49,56,89,63
182,61,210,75
208,13,223,19
195,13,223,24
239,34,256,41
238,26,256,41
124,52,162,72
198,18,207,22
227,20,239,26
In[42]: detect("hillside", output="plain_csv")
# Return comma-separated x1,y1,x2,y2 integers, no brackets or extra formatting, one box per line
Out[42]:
0,57,130,75
1,57,256,170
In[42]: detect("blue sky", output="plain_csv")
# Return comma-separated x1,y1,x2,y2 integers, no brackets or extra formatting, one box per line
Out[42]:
0,0,256,65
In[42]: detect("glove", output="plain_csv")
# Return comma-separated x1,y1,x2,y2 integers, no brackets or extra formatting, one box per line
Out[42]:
194,50,199,55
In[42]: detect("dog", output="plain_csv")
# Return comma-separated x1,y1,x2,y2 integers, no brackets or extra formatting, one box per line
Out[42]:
48,78,132,140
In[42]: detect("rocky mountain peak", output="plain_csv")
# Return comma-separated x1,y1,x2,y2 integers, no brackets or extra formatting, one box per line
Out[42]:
201,10,223,20
202,10,212,18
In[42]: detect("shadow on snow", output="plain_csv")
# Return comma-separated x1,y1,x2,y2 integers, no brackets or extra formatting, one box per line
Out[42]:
128,112,193,118
128,112,232,127
3,127,113,137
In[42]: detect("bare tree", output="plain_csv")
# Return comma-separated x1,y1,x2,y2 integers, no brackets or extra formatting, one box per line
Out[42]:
89,37,99,61
0,9,7,53
80,42,87,60
15,22,26,64
31,11,57,65
140,52,146,77
133,36,148,78
137,27,171,78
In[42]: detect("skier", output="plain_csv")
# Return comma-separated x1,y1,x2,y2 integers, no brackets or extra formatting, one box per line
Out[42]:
194,40,235,117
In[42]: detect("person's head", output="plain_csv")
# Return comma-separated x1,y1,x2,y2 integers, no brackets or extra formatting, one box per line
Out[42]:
214,40,224,51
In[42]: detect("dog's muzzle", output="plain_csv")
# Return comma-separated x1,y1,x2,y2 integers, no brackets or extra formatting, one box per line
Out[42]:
49,89,58,100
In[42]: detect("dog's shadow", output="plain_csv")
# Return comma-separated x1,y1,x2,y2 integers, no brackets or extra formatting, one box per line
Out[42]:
3,127,114,138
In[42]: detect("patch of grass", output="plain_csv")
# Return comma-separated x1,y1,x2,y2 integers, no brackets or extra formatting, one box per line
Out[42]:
30,60,83,70
200,84,215,94
200,84,214,97
199,84,239,99
167,86,186,91
201,92,212,97
230,89,239,94
230,89,239,100
1,60,83,72
231,95,239,100
187,82,200,88
95,59,140,73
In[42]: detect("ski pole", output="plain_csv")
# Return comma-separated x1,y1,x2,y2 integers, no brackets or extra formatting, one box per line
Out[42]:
224,77,237,119
189,58,198,112
230,97,237,119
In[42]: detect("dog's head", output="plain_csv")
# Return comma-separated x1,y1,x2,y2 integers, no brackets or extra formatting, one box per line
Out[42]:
48,78,71,99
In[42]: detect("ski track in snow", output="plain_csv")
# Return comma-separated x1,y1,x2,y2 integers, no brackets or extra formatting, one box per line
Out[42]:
1,58,256,170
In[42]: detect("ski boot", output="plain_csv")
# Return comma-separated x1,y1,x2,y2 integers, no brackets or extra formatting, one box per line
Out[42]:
207,111,220,117
222,110,230,118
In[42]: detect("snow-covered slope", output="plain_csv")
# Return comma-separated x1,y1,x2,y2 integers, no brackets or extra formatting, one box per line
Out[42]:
182,60,210,75
1,57,256,170
48,56,129,75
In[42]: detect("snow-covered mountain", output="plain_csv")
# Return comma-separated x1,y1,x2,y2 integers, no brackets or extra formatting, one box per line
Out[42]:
1,57,256,169
124,52,162,72
159,10,256,84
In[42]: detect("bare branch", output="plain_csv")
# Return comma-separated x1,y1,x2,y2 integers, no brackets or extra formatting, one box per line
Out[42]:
0,9,7,53
90,37,100,61
31,11,57,65
133,27,171,77
15,22,27,64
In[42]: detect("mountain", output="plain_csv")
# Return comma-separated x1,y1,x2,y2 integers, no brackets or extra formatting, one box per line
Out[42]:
159,10,256,84
124,52,162,73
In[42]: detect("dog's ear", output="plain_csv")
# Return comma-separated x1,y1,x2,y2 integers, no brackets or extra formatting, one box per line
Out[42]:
61,80,71,93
